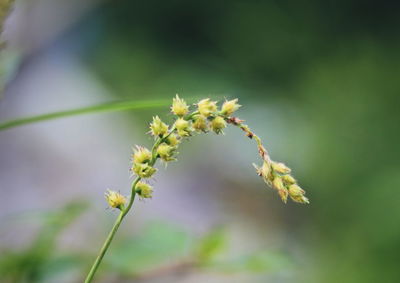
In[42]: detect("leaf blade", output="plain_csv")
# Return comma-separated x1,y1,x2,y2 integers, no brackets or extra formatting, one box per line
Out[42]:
0,99,171,131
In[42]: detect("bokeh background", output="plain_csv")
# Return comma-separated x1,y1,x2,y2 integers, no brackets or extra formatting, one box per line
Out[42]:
1,0,400,282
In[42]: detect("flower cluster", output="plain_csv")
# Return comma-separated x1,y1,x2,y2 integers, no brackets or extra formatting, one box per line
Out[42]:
254,160,308,204
132,146,156,178
94,95,309,283
105,95,309,209
105,190,126,209
135,181,153,199
229,118,309,204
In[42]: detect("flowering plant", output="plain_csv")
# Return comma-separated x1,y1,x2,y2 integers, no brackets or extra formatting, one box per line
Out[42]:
85,95,309,282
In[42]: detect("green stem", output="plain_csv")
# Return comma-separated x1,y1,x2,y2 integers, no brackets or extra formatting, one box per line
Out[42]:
84,177,140,283
84,114,195,282
84,210,124,283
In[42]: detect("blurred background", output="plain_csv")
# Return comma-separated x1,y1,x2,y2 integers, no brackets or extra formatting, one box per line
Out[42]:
1,0,400,282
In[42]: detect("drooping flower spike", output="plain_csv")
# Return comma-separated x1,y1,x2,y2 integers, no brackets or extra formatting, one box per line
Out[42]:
120,96,309,207
90,95,309,283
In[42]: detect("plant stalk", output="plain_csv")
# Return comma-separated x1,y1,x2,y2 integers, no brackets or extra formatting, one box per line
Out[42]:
84,178,140,283
84,210,124,283
84,113,198,282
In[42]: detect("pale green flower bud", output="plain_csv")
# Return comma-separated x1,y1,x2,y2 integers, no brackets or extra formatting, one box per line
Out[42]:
135,181,153,199
192,115,208,132
220,98,241,116
278,188,289,204
273,176,289,203
253,161,272,184
157,143,176,162
165,133,180,146
171,94,189,116
132,146,152,164
260,161,271,178
272,162,291,174
210,116,227,134
132,163,157,178
175,118,192,137
150,116,169,137
288,184,309,204
197,98,217,117
288,184,304,196
253,163,262,175
272,176,286,191
105,190,126,209
282,174,296,185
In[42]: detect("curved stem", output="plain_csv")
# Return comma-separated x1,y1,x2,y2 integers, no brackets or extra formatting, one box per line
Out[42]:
121,177,141,218
226,116,271,162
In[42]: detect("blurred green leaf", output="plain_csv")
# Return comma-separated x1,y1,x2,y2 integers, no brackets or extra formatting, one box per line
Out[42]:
40,254,84,283
0,49,20,95
195,228,227,265
0,99,172,131
0,96,216,131
210,251,291,273
105,222,193,276
0,201,89,282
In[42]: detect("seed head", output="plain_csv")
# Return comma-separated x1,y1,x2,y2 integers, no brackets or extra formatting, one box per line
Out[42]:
105,190,126,209
253,161,272,184
128,95,309,207
272,176,289,203
175,118,192,137
220,98,241,116
192,115,208,132
135,181,153,199
288,184,309,204
278,188,289,203
132,163,157,178
171,94,189,116
260,162,272,179
260,161,271,179
272,162,291,174
197,98,217,117
210,116,227,134
282,174,296,185
157,143,176,162
132,146,152,164
150,116,169,137
272,176,286,191
165,133,180,146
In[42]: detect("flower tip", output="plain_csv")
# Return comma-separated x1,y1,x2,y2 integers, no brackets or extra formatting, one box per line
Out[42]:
175,118,192,137
132,146,152,164
278,189,289,204
210,116,227,134
150,116,169,137
105,190,126,209
272,162,291,174
171,94,189,116
197,98,218,117
135,181,154,199
288,184,309,204
221,98,241,116
157,143,177,162
192,115,208,132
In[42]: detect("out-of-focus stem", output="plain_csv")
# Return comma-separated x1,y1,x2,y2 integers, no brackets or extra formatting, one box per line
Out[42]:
0,0,14,35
